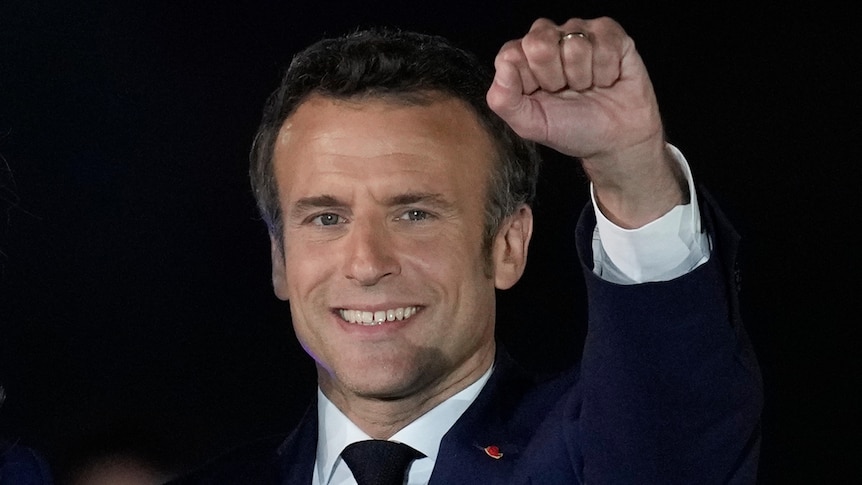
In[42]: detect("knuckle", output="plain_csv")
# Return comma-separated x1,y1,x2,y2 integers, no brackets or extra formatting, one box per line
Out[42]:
521,33,557,62
496,41,522,63
593,16,625,38
529,17,556,31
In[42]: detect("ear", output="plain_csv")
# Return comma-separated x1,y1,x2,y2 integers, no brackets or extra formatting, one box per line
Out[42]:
270,235,290,301
492,204,533,290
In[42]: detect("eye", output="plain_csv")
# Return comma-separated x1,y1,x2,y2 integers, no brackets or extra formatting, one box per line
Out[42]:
312,213,343,226
397,209,430,222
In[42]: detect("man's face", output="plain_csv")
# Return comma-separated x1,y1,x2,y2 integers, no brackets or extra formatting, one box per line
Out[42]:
270,94,531,405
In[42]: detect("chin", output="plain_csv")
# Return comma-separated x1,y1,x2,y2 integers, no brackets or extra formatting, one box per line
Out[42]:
346,367,424,399
341,360,438,401
324,345,451,399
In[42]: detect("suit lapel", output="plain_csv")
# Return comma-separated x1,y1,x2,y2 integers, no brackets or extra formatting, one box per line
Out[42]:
429,347,539,484
275,400,318,485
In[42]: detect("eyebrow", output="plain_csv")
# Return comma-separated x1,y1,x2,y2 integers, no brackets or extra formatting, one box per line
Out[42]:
290,195,345,219
386,192,451,209
290,192,452,216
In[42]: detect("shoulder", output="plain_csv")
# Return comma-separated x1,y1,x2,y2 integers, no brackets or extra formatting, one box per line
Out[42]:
464,346,581,436
0,441,54,485
168,402,318,485
165,435,287,485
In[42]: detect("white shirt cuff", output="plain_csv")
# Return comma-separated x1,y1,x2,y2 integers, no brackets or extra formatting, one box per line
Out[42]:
590,144,711,284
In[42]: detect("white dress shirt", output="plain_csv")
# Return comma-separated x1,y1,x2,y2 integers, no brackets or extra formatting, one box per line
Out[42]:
314,369,493,485
313,144,710,484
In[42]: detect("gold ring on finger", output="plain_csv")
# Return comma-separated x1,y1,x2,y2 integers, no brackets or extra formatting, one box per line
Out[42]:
560,31,589,43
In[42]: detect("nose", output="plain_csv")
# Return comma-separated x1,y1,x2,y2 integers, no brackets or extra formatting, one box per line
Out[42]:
343,219,400,286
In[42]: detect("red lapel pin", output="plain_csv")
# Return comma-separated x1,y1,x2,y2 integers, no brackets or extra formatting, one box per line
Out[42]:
484,445,503,459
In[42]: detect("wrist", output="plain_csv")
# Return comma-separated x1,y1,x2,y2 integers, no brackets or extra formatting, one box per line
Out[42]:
585,142,687,229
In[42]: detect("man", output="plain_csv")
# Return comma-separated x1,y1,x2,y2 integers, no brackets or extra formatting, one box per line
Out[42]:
169,15,762,484
0,442,54,485
1,388,54,485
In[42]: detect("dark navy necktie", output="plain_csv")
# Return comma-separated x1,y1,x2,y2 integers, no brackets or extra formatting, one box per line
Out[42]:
341,439,425,485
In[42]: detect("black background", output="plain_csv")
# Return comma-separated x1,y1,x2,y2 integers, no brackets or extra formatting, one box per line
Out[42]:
1,1,858,483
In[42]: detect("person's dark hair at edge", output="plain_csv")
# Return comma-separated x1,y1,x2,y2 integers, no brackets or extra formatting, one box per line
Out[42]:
249,28,542,274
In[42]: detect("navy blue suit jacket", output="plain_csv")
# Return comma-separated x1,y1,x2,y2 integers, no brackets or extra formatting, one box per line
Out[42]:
168,192,763,484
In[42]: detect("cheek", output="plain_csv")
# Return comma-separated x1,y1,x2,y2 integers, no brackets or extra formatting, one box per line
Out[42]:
404,230,491,295
403,230,452,264
283,240,335,294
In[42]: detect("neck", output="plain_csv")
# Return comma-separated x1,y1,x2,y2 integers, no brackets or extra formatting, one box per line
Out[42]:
318,347,495,439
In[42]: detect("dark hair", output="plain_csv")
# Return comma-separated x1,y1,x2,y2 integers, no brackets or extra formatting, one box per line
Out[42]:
249,28,541,262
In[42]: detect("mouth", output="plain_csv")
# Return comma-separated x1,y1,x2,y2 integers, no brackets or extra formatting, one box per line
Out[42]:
338,306,420,326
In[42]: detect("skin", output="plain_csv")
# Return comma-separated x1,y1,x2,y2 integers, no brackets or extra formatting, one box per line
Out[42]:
270,95,533,438
268,15,684,439
487,16,686,228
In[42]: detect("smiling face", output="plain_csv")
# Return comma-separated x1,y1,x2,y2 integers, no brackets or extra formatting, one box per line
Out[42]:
270,94,532,412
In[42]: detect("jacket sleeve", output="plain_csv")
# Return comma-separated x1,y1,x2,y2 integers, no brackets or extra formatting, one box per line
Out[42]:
575,188,763,484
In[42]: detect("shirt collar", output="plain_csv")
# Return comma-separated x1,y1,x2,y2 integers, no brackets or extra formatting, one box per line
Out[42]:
316,366,493,484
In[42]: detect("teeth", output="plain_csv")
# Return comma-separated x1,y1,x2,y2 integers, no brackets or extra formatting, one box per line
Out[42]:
339,306,419,325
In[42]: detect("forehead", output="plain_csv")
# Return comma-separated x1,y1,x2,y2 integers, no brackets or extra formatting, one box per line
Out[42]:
272,94,497,199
